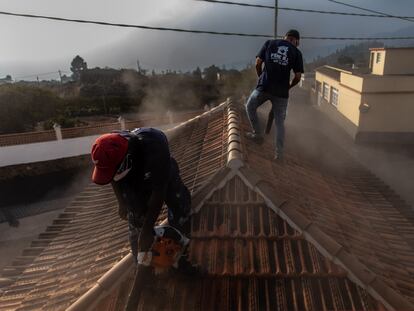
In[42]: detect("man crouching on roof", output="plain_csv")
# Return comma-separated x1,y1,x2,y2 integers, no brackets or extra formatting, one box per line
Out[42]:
90,127,195,272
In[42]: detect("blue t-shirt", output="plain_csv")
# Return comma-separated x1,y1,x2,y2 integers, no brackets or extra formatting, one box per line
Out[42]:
256,39,304,98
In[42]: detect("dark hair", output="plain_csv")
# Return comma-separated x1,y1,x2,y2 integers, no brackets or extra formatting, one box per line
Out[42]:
285,29,300,40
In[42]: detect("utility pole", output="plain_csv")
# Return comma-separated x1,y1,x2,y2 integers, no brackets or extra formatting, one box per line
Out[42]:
58,70,62,84
274,0,278,39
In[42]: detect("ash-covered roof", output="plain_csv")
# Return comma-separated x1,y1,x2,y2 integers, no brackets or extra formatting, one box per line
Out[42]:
0,102,229,310
94,175,380,310
240,106,414,309
1,99,414,311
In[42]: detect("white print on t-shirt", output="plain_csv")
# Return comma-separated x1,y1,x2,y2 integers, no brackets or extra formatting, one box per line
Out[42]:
270,46,289,66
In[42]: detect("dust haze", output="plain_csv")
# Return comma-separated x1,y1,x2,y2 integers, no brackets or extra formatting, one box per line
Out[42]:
263,90,414,207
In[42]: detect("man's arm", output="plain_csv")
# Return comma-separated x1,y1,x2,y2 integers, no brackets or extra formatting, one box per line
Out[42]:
255,40,268,77
289,72,302,89
137,188,166,252
255,57,263,77
111,182,128,220
137,136,170,252
290,50,304,89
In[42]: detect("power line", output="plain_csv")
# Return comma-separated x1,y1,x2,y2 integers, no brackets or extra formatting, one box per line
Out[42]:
197,0,273,9
326,0,414,22
0,10,270,38
1,10,414,40
195,0,414,19
14,70,69,79
296,36,414,40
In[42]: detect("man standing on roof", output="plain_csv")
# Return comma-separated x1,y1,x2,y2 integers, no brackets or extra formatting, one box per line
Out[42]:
90,128,192,268
245,29,304,160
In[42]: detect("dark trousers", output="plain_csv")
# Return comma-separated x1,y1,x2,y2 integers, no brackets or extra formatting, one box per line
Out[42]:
127,157,191,260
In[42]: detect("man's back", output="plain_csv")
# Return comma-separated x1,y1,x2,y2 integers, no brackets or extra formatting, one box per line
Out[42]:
257,39,303,98
111,128,171,212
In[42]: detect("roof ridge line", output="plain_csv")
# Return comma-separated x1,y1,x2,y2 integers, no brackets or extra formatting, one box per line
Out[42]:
191,167,235,214
165,99,228,141
236,166,414,311
226,97,244,170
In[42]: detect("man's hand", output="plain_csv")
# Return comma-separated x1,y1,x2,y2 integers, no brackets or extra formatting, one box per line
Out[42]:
289,72,302,89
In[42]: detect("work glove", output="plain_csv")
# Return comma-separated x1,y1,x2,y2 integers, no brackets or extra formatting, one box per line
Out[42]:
137,251,153,266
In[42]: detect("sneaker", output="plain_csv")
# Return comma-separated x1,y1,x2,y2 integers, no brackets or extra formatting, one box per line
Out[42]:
246,132,264,145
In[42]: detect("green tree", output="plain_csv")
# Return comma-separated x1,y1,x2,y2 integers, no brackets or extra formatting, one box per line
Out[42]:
0,85,62,133
192,67,202,79
203,65,220,82
70,55,87,81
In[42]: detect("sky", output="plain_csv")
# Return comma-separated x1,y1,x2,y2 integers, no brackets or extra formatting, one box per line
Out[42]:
0,0,414,80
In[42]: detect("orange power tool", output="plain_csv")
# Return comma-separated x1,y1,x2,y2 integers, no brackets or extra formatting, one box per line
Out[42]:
137,225,190,272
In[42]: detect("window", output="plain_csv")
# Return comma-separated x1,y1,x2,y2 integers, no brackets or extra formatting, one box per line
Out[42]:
315,81,321,93
330,87,339,107
369,52,374,69
323,82,329,100
376,52,382,64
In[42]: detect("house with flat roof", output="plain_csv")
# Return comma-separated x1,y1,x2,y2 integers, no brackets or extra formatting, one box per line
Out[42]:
315,47,414,143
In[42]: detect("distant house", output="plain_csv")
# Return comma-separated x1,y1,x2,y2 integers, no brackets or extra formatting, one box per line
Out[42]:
314,47,414,143
0,75,13,85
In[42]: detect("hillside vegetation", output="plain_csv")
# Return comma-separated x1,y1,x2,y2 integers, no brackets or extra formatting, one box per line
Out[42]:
0,63,256,134
305,41,384,71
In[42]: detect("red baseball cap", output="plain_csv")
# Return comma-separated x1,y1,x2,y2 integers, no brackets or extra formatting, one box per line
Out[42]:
91,133,129,185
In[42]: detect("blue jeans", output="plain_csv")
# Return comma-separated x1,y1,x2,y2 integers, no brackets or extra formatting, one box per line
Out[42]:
245,89,289,153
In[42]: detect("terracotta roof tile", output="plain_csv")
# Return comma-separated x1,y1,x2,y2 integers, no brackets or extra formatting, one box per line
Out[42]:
2,99,414,310
237,102,414,308
65,100,413,310
94,175,381,311
0,103,230,310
